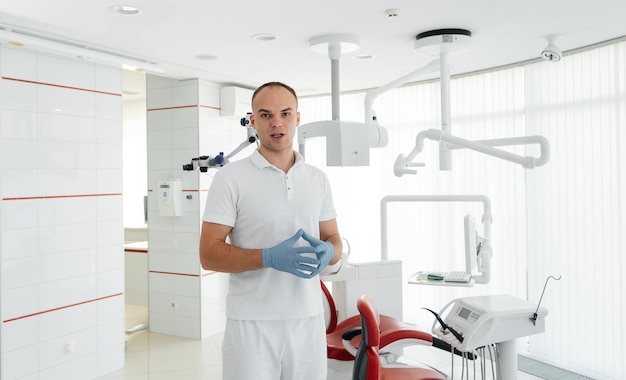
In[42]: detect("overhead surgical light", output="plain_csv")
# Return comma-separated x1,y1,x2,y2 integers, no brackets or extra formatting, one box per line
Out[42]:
298,34,390,166
414,29,472,170
393,28,551,175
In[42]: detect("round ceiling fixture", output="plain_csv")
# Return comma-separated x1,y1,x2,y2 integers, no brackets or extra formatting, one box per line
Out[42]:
251,34,278,42
108,5,142,16
415,28,472,56
196,54,219,61
353,53,374,60
309,34,360,59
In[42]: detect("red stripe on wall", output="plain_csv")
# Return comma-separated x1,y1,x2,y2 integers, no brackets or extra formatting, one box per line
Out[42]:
147,105,197,111
146,104,220,112
200,105,220,111
2,293,124,323
150,270,218,277
2,193,122,201
125,248,148,253
1,76,121,96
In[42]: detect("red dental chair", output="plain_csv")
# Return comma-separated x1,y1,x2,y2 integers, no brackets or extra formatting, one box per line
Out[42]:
321,281,438,369
352,294,446,380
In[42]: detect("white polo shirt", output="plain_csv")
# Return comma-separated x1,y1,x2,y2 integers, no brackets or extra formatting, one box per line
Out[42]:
203,149,337,320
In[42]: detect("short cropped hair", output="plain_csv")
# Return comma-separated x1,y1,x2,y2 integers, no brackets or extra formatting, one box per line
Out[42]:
251,82,298,109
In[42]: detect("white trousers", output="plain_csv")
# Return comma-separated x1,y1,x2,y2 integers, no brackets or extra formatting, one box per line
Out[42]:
222,314,327,380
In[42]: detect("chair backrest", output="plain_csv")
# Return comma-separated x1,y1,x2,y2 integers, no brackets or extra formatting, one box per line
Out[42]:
320,280,338,334
353,295,382,380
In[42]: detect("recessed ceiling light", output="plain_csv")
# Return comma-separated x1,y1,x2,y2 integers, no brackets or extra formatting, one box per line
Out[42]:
251,34,278,42
8,40,24,47
196,54,219,61
353,53,374,60
108,5,142,16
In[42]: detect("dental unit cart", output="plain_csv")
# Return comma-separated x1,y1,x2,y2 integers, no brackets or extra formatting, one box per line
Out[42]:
433,295,548,379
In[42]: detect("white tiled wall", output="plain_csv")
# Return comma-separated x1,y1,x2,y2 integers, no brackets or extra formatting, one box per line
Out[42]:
0,46,124,378
146,76,232,340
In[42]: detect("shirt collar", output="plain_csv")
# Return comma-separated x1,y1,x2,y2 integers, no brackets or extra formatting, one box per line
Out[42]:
250,149,303,170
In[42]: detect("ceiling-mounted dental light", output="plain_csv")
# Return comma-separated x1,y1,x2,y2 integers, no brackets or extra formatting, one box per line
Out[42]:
541,42,562,62
414,28,472,170
395,27,551,175
300,34,391,167
414,28,472,56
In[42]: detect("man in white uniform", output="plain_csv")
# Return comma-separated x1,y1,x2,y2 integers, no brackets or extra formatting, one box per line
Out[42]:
200,82,342,380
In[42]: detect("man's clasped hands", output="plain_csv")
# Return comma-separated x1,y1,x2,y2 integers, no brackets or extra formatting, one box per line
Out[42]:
261,229,334,278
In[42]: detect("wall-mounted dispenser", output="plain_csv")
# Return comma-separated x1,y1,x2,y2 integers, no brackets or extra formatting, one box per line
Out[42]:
157,179,182,216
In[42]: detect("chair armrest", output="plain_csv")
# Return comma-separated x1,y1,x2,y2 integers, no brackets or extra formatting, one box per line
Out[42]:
340,327,362,357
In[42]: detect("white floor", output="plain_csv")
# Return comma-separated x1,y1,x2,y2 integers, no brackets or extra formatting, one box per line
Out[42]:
98,304,543,380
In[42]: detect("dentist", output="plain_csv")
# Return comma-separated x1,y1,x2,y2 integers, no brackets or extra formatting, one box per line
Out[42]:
200,81,342,380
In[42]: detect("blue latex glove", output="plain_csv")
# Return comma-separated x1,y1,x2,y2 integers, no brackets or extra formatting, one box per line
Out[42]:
262,229,321,278
302,231,334,272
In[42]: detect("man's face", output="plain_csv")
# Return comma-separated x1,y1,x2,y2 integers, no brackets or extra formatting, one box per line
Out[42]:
250,85,300,154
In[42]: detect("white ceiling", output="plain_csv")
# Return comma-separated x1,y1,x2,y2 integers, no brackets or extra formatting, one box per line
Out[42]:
1,1,626,98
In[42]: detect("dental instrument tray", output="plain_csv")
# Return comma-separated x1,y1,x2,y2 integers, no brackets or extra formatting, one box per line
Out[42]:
408,271,474,287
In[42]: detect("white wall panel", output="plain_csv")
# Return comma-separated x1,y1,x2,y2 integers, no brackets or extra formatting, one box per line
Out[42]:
37,54,94,89
96,92,122,120
38,328,98,371
149,272,175,294
38,249,97,283
1,198,38,230
148,311,175,335
97,268,124,297
96,168,122,194
0,109,38,139
38,275,98,311
38,168,98,196
0,168,38,198
1,285,38,322
0,226,38,260
2,256,38,288
96,117,121,144
37,85,95,117
38,302,97,341
173,275,199,298
1,47,36,79
0,314,38,352
39,113,95,142
0,79,37,111
146,87,172,110
2,344,38,379
95,65,122,96
0,139,38,168
38,197,97,226
1,44,124,378
98,244,124,273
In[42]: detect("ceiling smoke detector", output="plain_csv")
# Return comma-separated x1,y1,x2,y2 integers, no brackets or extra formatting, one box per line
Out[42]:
385,9,400,18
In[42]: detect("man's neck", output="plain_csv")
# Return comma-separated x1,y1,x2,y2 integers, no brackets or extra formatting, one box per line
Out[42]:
258,148,295,173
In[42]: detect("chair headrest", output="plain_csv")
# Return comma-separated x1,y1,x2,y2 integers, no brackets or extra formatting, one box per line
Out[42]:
357,295,380,347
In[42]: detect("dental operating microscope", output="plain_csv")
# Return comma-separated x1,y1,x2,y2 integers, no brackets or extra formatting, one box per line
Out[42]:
183,114,258,172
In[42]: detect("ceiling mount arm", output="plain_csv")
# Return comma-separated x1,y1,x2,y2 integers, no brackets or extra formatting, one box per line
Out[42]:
394,129,551,176
364,59,440,126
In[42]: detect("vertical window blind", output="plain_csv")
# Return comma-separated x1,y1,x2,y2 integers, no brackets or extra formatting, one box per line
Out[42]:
524,41,626,379
299,39,626,379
